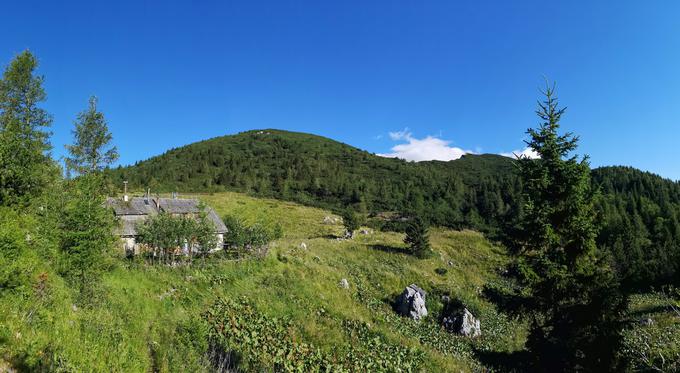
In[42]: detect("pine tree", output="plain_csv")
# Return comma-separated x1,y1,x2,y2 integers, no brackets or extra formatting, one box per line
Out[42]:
404,215,431,258
0,51,53,205
513,83,627,371
65,96,118,175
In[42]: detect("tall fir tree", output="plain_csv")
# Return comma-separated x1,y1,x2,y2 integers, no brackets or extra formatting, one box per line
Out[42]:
65,96,118,175
0,51,53,206
513,84,627,371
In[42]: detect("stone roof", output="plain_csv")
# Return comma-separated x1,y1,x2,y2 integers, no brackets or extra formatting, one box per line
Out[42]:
106,196,228,236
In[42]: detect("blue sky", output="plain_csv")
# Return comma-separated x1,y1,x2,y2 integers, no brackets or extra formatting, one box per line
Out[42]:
2,1,679,179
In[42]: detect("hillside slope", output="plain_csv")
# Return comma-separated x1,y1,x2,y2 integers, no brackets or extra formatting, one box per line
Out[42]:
1,191,523,371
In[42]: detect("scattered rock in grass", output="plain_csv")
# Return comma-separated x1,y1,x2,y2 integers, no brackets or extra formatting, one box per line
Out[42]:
396,284,428,321
339,278,349,289
441,299,481,337
441,295,451,303
323,216,335,224
447,260,454,267
300,242,307,250
639,317,654,326
359,228,372,235
71,304,78,312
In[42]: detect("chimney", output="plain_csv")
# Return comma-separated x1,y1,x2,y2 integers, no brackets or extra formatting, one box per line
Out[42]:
123,181,129,202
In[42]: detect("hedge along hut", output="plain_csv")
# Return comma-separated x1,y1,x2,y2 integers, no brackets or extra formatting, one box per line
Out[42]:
106,190,227,255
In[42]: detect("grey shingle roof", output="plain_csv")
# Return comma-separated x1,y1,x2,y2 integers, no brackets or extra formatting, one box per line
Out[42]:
106,196,227,235
206,209,228,233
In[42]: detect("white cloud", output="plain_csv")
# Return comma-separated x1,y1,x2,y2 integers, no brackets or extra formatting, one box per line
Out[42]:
378,129,472,162
500,147,540,159
388,128,412,141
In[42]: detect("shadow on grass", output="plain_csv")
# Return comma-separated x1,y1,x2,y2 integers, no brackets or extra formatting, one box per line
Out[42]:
474,348,532,373
369,244,411,255
482,285,533,317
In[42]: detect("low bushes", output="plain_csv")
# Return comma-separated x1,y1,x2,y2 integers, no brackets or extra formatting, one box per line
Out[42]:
204,297,424,372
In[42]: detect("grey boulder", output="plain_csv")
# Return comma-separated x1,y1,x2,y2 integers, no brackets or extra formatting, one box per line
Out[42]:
396,284,428,321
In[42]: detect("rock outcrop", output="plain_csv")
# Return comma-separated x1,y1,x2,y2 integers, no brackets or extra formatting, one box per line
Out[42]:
396,284,428,321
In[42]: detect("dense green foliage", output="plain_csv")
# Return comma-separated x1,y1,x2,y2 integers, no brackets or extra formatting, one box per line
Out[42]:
593,166,680,289
511,86,627,371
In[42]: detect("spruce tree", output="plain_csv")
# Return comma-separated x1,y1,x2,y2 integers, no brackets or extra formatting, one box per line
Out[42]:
513,84,627,371
0,51,53,205
65,96,118,175
404,215,431,258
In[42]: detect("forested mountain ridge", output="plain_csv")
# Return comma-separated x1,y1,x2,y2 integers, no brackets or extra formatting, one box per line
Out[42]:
107,129,522,231
108,129,680,288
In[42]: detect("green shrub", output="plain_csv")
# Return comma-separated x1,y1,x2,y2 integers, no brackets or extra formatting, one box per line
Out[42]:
222,215,282,258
